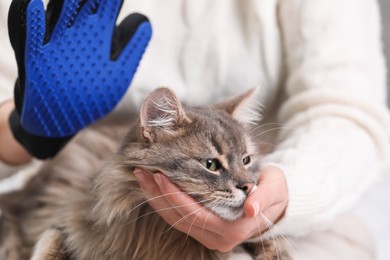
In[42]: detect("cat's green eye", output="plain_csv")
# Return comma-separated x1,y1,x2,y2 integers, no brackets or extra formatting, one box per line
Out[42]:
200,158,222,171
243,156,251,165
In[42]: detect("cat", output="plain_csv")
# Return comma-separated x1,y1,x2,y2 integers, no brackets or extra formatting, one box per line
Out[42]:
0,87,290,260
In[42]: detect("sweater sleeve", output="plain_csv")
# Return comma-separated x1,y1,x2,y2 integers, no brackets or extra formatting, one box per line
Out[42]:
262,0,390,237
0,1,17,104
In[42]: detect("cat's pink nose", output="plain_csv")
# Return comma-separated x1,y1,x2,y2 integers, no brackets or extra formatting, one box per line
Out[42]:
236,182,256,195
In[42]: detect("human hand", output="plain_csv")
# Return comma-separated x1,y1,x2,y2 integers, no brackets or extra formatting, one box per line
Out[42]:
133,166,288,252
7,0,152,158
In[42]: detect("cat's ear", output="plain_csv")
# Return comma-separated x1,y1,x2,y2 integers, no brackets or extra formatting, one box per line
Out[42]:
213,87,262,125
140,87,191,142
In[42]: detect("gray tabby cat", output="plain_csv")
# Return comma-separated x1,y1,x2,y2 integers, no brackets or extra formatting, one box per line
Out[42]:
0,87,290,260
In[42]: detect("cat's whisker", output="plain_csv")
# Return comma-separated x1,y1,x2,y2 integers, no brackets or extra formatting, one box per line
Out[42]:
259,212,282,260
253,126,292,139
262,213,293,249
184,205,209,243
161,204,210,235
126,191,210,217
248,125,266,134
248,123,292,137
248,122,284,134
260,212,294,260
253,215,267,257
123,197,213,227
181,199,220,240
201,209,213,238
255,140,278,149
161,198,219,236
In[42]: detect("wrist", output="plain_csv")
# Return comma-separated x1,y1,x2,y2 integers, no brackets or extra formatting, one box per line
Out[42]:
9,110,73,159
0,100,32,165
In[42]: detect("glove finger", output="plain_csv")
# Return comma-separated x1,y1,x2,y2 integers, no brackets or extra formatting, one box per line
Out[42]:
8,0,29,52
116,18,152,75
8,0,46,68
25,0,46,55
8,0,46,110
111,13,151,60
45,0,64,42
98,0,123,22
74,0,99,20
50,0,85,41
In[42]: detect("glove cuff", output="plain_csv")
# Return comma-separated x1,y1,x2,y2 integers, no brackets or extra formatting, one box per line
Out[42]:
9,110,72,159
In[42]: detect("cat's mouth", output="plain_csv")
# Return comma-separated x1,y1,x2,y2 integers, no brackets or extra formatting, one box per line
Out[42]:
188,188,249,221
188,193,245,221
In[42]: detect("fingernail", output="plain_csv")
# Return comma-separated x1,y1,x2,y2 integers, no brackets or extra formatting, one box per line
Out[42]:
249,185,258,196
252,202,260,217
133,169,145,182
154,173,163,186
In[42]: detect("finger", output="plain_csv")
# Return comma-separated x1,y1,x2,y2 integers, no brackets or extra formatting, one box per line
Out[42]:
135,170,224,230
133,170,185,227
154,174,204,212
259,168,288,209
133,169,205,232
141,177,232,251
244,167,287,217
152,173,206,226
154,174,227,230
133,168,161,198
133,169,186,222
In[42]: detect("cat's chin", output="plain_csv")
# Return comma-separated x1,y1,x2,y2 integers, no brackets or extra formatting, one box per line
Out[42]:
211,206,244,221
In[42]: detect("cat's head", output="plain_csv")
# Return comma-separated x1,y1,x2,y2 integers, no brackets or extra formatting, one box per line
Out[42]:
126,87,262,221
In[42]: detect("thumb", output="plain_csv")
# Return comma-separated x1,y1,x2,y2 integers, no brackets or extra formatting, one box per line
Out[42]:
243,185,262,218
244,166,286,218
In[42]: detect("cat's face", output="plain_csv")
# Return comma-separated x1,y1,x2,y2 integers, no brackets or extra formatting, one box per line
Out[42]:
128,87,262,221
169,109,261,221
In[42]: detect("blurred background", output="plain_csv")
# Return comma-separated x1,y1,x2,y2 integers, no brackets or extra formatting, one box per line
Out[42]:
380,0,390,92
353,1,390,260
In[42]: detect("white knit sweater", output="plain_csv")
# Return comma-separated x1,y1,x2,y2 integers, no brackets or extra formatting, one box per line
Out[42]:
0,0,389,238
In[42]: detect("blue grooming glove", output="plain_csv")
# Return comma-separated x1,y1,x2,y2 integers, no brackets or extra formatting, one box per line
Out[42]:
7,0,152,159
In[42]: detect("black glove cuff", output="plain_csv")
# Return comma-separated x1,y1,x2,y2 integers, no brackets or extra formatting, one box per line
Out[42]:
9,110,73,159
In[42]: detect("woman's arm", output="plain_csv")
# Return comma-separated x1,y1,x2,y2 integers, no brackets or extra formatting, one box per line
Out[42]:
264,0,390,237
